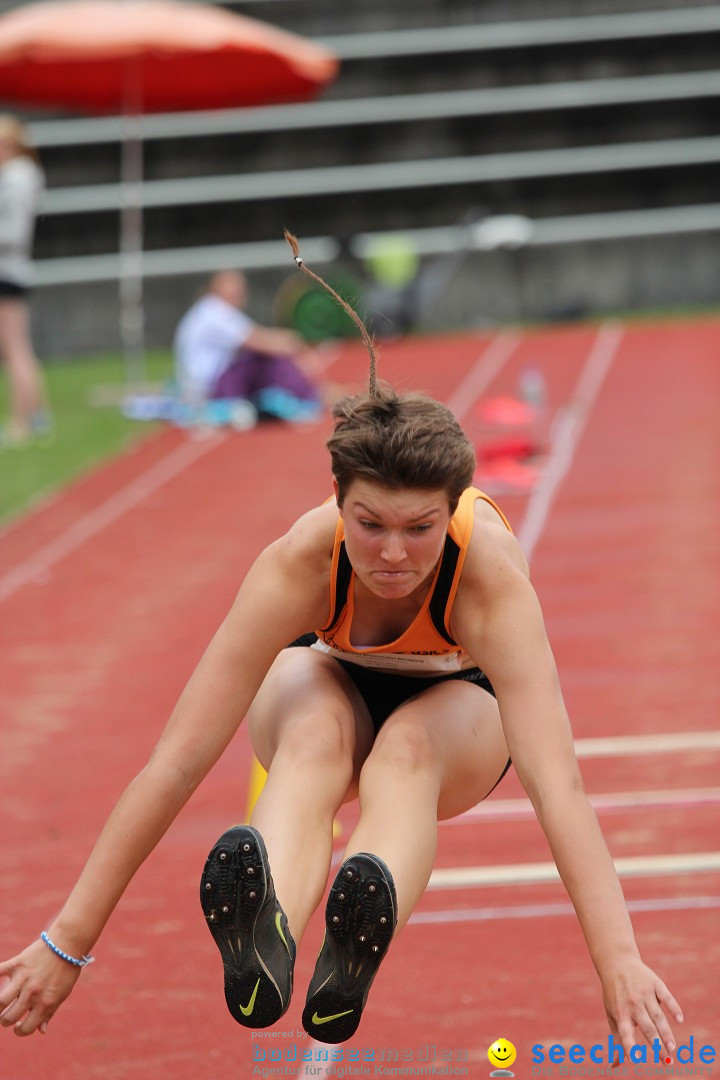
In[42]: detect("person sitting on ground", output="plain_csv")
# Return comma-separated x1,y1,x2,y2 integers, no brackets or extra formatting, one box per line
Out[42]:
173,269,325,420
0,236,682,1052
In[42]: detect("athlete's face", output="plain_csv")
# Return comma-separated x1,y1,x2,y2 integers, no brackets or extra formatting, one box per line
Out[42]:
336,479,452,600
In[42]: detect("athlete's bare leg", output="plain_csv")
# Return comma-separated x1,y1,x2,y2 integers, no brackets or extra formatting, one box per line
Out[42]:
247,648,374,943
341,680,509,929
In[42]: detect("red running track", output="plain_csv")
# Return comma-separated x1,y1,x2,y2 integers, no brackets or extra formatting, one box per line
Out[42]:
0,320,718,1080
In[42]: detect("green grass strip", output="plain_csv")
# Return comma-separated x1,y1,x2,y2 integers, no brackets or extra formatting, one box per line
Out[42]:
0,351,173,525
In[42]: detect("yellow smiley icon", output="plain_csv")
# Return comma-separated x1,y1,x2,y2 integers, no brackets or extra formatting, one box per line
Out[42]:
488,1039,517,1070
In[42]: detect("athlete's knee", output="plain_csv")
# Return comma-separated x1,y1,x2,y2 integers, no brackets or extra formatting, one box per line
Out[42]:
365,722,439,782
276,708,355,774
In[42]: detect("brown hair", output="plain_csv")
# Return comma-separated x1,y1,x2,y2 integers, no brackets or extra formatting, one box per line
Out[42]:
328,384,475,511
285,231,476,510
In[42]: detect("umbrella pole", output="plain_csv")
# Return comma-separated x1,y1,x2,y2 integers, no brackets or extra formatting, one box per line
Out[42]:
119,93,146,386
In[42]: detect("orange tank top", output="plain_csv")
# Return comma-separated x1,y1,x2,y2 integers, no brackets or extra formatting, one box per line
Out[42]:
312,487,512,674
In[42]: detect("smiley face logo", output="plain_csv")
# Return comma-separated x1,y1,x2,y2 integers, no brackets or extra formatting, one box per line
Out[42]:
488,1038,517,1074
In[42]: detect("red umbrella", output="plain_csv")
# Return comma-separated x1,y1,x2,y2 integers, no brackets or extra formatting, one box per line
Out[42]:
0,0,338,112
0,0,339,376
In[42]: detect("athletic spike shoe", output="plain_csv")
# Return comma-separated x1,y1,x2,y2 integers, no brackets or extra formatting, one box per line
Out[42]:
200,825,296,1028
302,852,397,1043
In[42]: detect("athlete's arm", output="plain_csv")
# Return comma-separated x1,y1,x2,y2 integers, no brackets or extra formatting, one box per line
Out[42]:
452,525,682,1061
0,509,333,1037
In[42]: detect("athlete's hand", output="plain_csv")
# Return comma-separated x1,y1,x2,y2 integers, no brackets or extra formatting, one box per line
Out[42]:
0,939,83,1036
601,956,683,1065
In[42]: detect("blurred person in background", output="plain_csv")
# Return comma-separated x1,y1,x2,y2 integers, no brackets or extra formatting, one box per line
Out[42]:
0,114,50,447
174,269,327,422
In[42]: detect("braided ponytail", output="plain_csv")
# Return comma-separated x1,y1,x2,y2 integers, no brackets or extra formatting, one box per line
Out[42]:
284,229,379,396
284,231,475,510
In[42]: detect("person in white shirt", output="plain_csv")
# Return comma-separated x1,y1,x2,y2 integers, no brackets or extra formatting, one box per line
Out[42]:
0,115,50,446
173,270,323,417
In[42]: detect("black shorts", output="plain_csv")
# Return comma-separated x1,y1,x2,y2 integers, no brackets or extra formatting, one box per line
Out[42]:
288,633,511,791
0,280,28,298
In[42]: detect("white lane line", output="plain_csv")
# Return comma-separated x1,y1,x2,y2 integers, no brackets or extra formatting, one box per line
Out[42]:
428,851,720,889
410,895,720,926
445,786,720,825
575,730,720,757
0,434,226,605
518,321,624,562
445,328,522,423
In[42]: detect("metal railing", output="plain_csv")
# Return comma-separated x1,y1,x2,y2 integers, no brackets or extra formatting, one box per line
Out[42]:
38,133,720,216
316,6,720,58
28,69,720,148
33,202,720,286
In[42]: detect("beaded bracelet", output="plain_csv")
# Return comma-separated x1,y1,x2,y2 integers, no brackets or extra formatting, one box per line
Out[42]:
40,931,95,968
